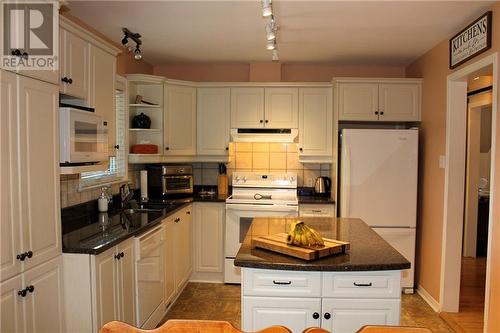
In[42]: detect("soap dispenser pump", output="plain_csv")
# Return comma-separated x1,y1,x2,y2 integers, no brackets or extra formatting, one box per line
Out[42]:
98,187,109,212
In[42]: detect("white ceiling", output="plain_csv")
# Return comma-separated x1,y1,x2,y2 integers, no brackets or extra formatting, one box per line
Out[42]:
67,1,497,66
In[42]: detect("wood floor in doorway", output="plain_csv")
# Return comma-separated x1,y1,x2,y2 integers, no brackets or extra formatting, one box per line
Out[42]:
160,282,454,333
440,257,487,333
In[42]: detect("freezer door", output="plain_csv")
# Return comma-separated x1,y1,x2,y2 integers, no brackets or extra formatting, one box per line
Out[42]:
340,129,418,228
372,227,415,291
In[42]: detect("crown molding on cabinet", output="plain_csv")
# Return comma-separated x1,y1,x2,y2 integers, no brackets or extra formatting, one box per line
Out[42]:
332,77,423,84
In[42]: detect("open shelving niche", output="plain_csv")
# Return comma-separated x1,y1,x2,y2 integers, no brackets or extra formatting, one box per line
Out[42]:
127,75,164,160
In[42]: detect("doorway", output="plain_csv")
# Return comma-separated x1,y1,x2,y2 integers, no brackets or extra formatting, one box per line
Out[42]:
440,54,497,333
440,72,493,333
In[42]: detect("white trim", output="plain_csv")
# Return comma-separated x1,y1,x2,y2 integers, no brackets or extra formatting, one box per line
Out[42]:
416,284,440,312
332,77,423,84
441,53,497,330
59,16,121,56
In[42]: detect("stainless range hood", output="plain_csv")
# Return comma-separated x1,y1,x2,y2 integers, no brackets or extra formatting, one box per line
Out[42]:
230,128,298,143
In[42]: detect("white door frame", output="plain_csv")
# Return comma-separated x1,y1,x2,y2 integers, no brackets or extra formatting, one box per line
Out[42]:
441,53,497,332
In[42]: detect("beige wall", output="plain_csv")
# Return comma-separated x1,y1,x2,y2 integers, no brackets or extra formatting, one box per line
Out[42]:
406,3,500,331
154,62,406,82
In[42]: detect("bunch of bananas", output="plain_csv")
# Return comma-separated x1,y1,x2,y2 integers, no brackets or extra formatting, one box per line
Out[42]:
286,221,325,248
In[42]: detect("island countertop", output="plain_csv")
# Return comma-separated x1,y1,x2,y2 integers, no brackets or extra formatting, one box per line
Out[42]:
234,217,410,271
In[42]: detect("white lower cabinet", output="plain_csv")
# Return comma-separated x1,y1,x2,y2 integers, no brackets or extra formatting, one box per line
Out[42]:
242,296,321,333
242,268,402,333
63,238,135,333
321,298,400,333
1,257,64,333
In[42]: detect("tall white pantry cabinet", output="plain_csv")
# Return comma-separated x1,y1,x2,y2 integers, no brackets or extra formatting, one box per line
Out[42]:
1,70,64,333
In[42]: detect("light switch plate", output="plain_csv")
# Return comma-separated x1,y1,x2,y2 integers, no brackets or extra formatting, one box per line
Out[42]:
439,155,446,169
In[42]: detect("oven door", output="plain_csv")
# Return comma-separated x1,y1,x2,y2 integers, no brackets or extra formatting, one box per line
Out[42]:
69,110,108,163
163,175,193,195
224,203,298,283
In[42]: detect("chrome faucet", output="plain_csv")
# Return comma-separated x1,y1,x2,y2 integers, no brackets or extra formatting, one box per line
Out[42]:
120,183,134,209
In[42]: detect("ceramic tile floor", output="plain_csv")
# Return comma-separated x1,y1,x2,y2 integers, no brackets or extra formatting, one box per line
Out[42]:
161,282,455,332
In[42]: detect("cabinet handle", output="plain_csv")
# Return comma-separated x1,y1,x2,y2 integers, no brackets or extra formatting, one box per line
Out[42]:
114,254,121,260
16,253,27,261
174,218,181,223
61,77,69,83
311,210,322,213
17,289,27,297
353,282,372,287
272,280,292,285
11,49,22,57
312,312,320,319
374,111,379,115
324,313,331,320
26,285,34,293
114,145,120,150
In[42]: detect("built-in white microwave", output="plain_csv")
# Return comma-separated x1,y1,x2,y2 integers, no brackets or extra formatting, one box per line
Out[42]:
59,107,108,165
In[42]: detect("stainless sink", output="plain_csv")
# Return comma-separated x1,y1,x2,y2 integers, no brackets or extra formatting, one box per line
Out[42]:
122,208,163,214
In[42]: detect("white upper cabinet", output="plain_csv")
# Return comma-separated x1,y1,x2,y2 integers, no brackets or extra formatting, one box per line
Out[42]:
378,83,421,121
264,88,299,128
231,87,265,128
336,79,422,122
59,28,89,99
231,87,299,129
164,84,197,156
337,83,379,121
90,45,117,152
197,88,231,155
298,87,333,158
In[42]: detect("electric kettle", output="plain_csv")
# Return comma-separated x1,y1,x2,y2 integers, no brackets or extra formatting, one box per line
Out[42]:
314,176,331,195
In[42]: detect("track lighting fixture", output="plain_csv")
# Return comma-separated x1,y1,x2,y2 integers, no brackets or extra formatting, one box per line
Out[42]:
262,0,272,17
265,17,276,41
122,27,143,60
266,40,276,50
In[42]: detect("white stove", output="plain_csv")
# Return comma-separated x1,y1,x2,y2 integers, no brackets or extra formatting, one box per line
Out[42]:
224,172,299,284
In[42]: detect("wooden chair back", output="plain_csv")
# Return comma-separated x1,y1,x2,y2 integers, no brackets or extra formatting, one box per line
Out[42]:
99,320,292,333
302,326,432,333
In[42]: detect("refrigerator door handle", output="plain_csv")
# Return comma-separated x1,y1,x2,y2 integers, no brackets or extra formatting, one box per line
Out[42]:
341,144,351,216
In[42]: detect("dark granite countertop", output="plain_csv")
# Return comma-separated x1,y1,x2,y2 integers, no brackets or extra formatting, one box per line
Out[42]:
298,195,335,204
234,217,410,271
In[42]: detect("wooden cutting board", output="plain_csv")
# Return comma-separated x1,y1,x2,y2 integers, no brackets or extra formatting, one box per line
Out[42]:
252,233,350,260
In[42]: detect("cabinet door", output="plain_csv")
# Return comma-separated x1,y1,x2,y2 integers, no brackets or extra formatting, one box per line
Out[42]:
163,218,176,305
90,46,117,152
264,88,298,128
0,274,25,333
60,29,89,99
230,88,265,128
181,207,193,284
116,238,135,325
298,88,333,157
93,246,119,330
378,83,421,121
174,207,193,291
321,298,400,333
1,71,22,281
197,88,231,155
337,83,379,121
24,257,64,333
17,76,61,271
242,296,321,333
194,203,224,273
164,85,196,155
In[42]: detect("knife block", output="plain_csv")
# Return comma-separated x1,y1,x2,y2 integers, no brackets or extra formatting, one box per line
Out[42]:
218,175,228,195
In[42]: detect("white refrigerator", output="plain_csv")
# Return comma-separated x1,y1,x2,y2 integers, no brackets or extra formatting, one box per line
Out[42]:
340,128,418,292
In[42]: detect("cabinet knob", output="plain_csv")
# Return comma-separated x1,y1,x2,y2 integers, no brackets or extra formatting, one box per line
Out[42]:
120,252,125,258
260,120,264,123
299,148,303,152
186,211,191,215
68,78,73,84
22,52,28,59
380,111,384,115
174,218,180,223
225,147,229,151
26,251,33,259
11,49,21,57
114,145,120,150
114,254,121,260
324,313,331,320
265,120,269,123
165,147,169,151
16,253,27,261
61,77,69,83
17,289,27,297
374,111,379,115
26,285,34,293
312,312,320,320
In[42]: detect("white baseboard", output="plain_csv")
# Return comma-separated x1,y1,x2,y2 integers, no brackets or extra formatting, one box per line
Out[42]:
416,284,440,312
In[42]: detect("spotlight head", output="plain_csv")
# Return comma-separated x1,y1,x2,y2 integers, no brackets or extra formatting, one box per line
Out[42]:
266,40,275,50
121,36,129,46
272,49,279,62
134,46,142,60
262,0,272,17
265,19,276,40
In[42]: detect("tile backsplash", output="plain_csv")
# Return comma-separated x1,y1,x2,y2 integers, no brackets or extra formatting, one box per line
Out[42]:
193,142,332,187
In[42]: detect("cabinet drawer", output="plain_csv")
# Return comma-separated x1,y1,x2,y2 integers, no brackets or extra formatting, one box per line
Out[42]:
299,204,335,217
322,271,401,298
242,268,321,297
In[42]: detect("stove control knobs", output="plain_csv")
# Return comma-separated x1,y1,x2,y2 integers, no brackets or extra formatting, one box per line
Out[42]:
242,176,247,183
235,176,240,183
289,176,295,183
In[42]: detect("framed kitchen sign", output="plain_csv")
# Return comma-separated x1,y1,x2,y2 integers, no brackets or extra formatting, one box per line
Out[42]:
450,11,492,69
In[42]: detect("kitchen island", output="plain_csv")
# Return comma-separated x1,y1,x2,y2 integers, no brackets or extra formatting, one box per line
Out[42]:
234,217,410,333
